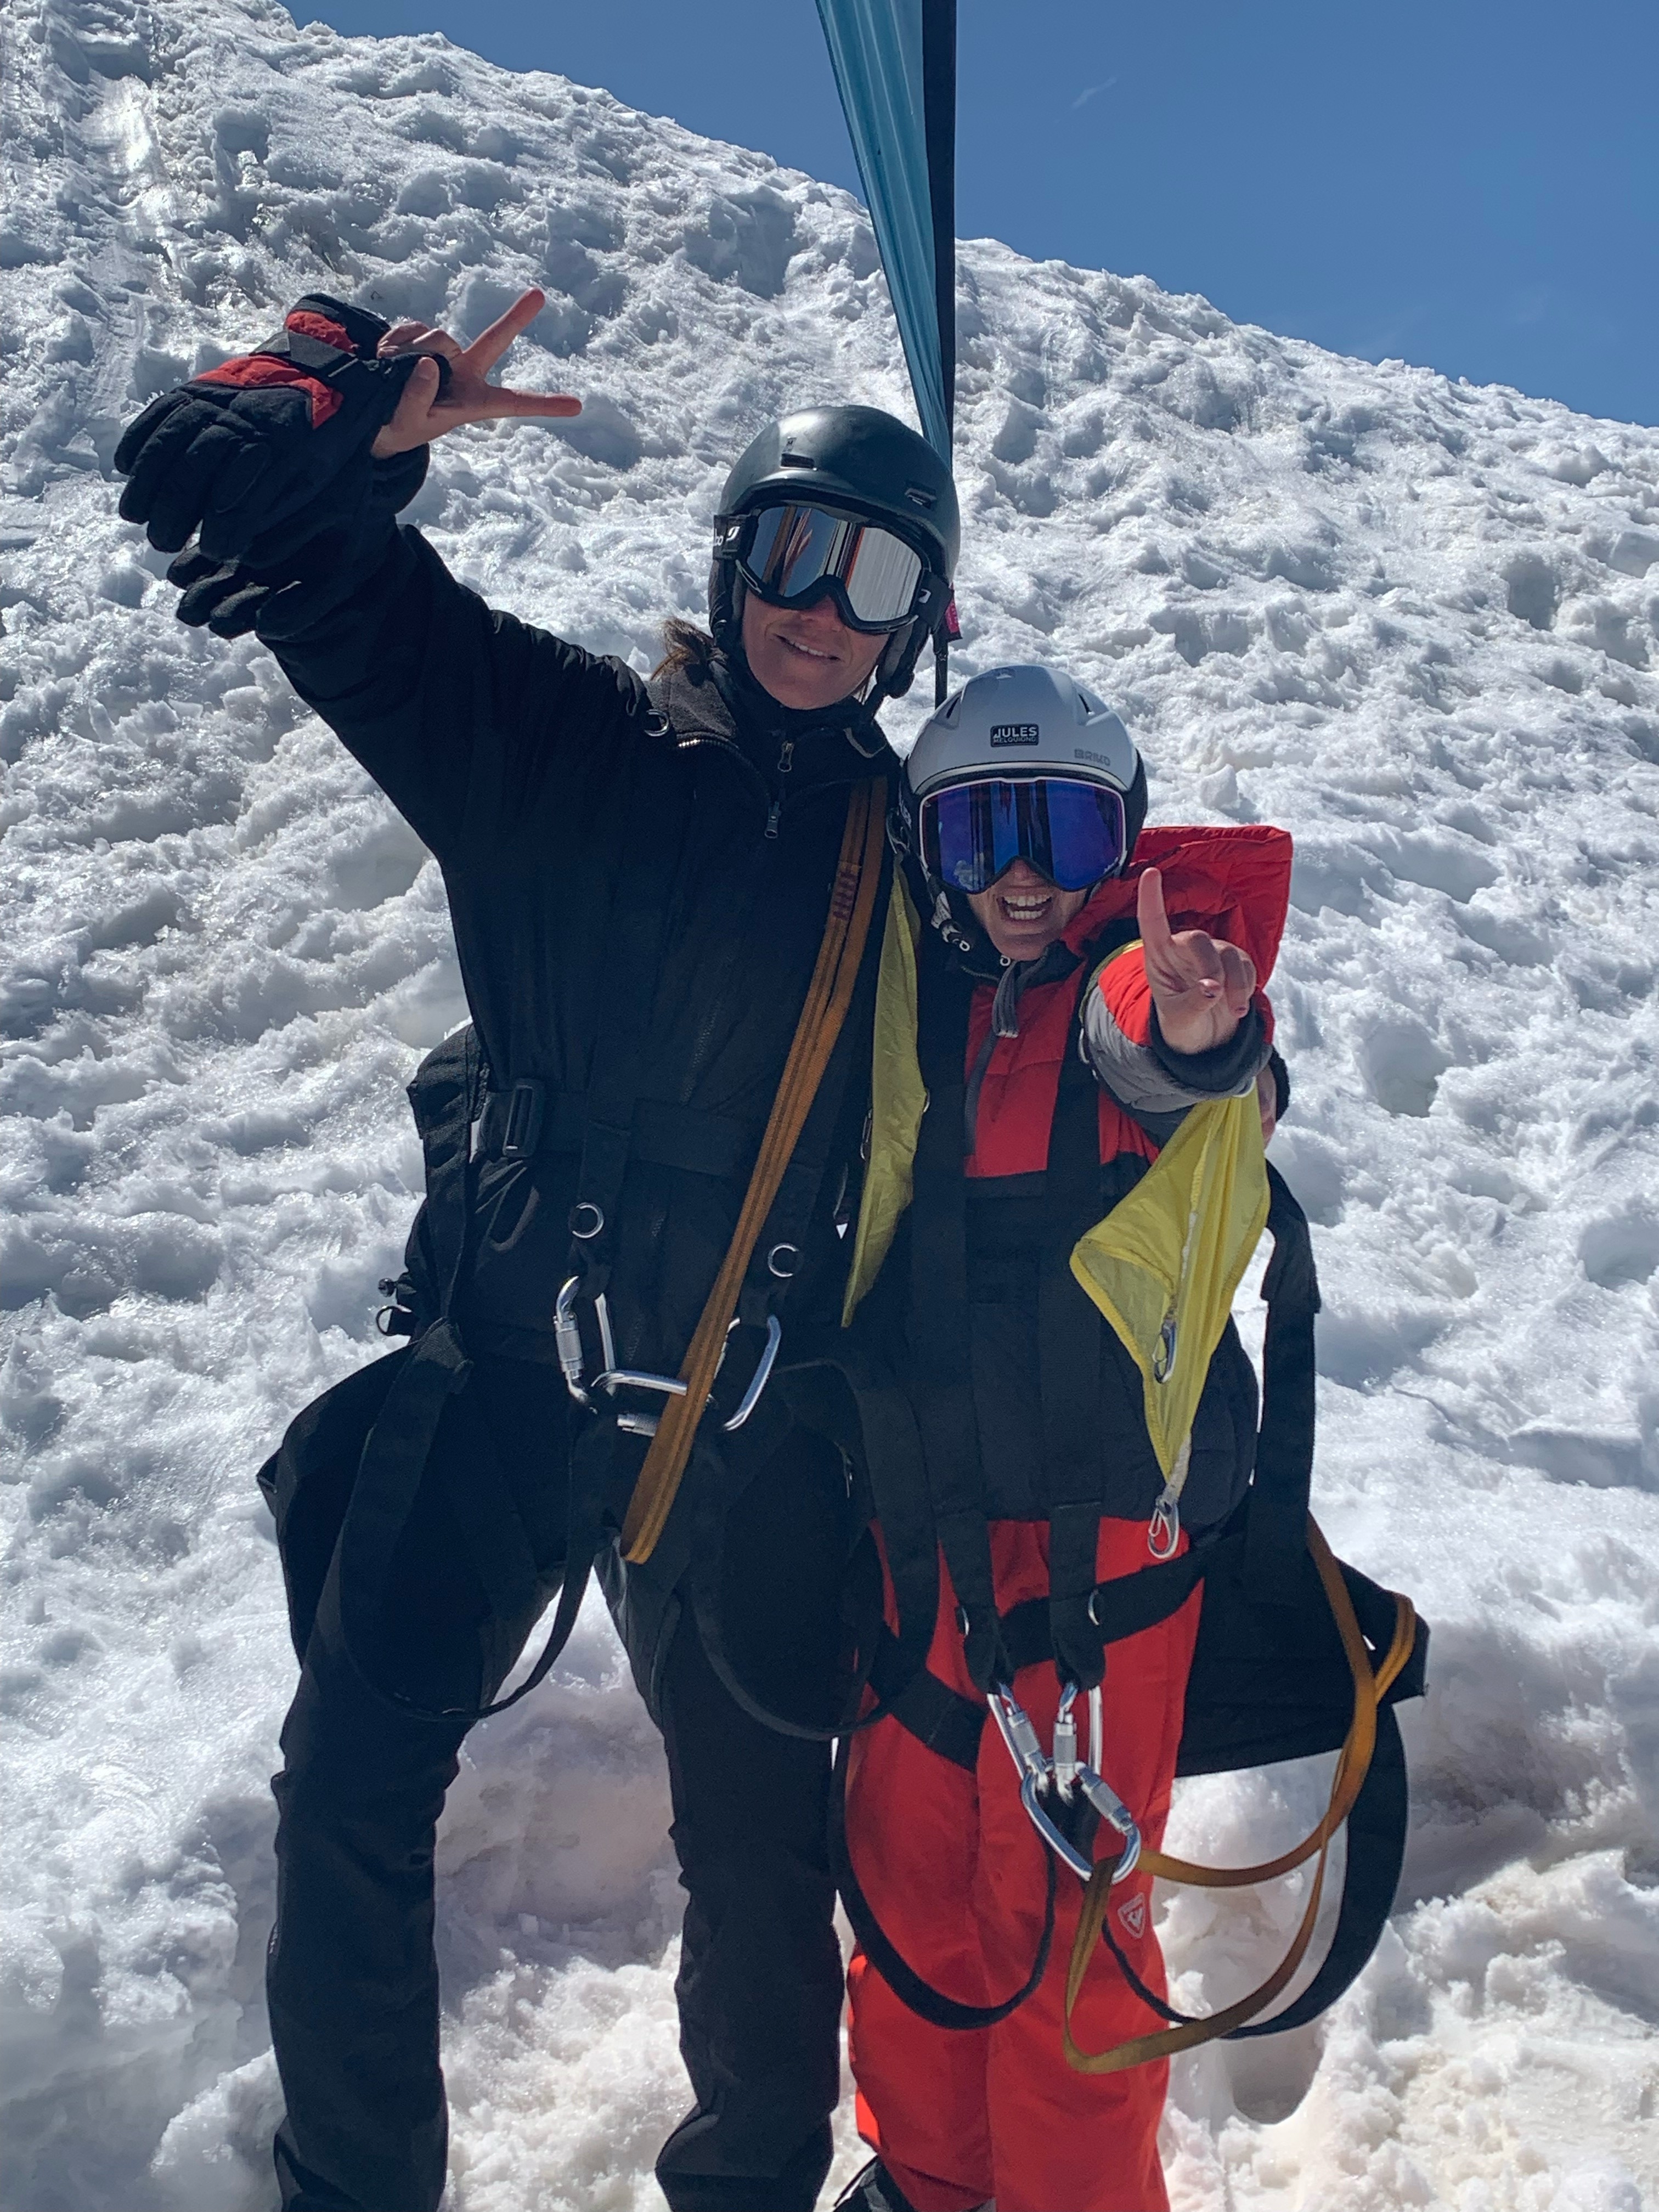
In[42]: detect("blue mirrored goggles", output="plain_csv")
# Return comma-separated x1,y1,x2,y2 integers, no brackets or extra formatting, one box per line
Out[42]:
727,501,929,633
919,777,1129,895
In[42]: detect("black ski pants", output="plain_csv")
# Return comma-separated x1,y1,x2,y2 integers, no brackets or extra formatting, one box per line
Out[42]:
267,1357,843,2212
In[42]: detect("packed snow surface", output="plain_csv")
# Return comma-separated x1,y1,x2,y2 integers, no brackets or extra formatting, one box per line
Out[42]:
3,1,1659,2205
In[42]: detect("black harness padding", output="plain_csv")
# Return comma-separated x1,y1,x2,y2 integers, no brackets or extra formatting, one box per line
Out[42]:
828,1730,1059,2033
1237,1702,1409,2036
325,1026,500,1716
319,1022,598,1721
475,1088,764,1181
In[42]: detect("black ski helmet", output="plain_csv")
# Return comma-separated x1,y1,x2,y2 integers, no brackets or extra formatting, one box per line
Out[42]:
709,405,960,710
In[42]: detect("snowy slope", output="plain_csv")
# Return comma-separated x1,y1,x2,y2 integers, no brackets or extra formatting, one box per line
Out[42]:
3,1,1658,2205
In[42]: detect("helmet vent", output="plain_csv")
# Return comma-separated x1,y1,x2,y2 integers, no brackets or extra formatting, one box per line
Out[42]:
778,452,815,467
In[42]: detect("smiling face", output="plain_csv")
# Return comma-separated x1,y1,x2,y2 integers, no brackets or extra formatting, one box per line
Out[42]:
966,855,1092,962
741,589,887,713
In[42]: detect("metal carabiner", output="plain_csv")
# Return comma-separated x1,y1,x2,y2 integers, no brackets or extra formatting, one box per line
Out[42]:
1052,1681,1080,1799
1075,1765,1142,1883
721,1313,782,1431
989,1684,1050,1791
583,1314,785,1440
555,1277,617,1409
991,1681,1142,1884
1147,1482,1181,1561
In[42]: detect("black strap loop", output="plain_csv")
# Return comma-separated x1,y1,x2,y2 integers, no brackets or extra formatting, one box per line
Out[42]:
830,1729,1058,2032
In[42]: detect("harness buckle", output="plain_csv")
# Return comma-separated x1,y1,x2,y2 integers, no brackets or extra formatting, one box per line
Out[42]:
500,1079,545,1159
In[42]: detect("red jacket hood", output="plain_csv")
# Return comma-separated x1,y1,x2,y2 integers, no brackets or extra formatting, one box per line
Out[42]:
1059,823,1295,986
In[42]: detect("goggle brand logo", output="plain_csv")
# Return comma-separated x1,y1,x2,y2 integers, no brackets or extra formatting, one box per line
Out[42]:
989,723,1040,746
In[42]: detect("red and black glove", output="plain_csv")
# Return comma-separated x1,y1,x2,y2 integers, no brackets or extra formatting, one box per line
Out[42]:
160,442,428,641
114,295,443,566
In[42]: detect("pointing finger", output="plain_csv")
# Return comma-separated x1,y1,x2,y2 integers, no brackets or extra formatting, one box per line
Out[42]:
463,287,548,374
1137,868,1172,962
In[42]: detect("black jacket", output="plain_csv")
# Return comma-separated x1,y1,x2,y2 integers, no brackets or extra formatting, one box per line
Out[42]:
262,519,891,1379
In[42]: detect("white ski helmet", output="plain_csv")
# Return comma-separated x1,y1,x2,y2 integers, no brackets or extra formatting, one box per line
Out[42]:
899,664,1146,949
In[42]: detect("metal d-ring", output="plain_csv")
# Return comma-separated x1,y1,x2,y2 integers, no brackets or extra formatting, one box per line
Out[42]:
569,1201,605,1241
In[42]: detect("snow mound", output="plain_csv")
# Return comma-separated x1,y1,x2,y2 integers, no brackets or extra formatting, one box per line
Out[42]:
3,0,1658,2206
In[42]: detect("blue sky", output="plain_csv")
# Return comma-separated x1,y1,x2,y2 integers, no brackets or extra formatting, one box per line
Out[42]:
290,0,1657,427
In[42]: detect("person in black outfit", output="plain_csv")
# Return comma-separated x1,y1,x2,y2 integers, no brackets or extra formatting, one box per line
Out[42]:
114,286,960,2212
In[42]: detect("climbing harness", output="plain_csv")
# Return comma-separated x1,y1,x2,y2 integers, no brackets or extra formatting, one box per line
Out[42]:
825,856,1429,2064
619,775,888,1561
266,703,891,1726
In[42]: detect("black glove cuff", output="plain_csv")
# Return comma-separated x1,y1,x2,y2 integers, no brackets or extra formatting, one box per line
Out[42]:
370,445,430,515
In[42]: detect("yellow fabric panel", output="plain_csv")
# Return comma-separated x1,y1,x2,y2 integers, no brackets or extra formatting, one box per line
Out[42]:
1068,1093,1269,1487
842,873,927,1325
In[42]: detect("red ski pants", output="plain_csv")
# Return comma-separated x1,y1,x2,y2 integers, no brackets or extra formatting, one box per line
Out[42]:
844,1519,1201,2212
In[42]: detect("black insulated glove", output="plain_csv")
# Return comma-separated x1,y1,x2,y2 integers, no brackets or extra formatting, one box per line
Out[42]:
114,295,441,565
162,443,430,640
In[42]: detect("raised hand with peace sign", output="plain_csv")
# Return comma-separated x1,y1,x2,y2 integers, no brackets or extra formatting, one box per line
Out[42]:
1136,865,1259,1056
371,286,581,456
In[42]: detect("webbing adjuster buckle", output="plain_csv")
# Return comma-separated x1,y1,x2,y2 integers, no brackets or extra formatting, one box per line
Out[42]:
500,1079,545,1159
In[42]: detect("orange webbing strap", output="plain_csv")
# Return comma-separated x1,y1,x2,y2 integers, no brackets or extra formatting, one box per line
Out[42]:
620,781,888,1564
1063,1518,1416,2073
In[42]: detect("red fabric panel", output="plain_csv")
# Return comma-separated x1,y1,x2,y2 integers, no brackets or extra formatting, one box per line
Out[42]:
964,972,1156,1179
285,308,354,351
845,1519,1200,2212
194,356,343,426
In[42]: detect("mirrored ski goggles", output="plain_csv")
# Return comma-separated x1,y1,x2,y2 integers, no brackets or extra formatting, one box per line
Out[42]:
919,777,1129,895
728,501,928,632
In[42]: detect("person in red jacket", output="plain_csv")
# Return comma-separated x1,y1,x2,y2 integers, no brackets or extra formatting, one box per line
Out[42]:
832,664,1291,2212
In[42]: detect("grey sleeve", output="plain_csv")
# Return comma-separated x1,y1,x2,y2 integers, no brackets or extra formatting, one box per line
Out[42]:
1082,978,1270,1140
